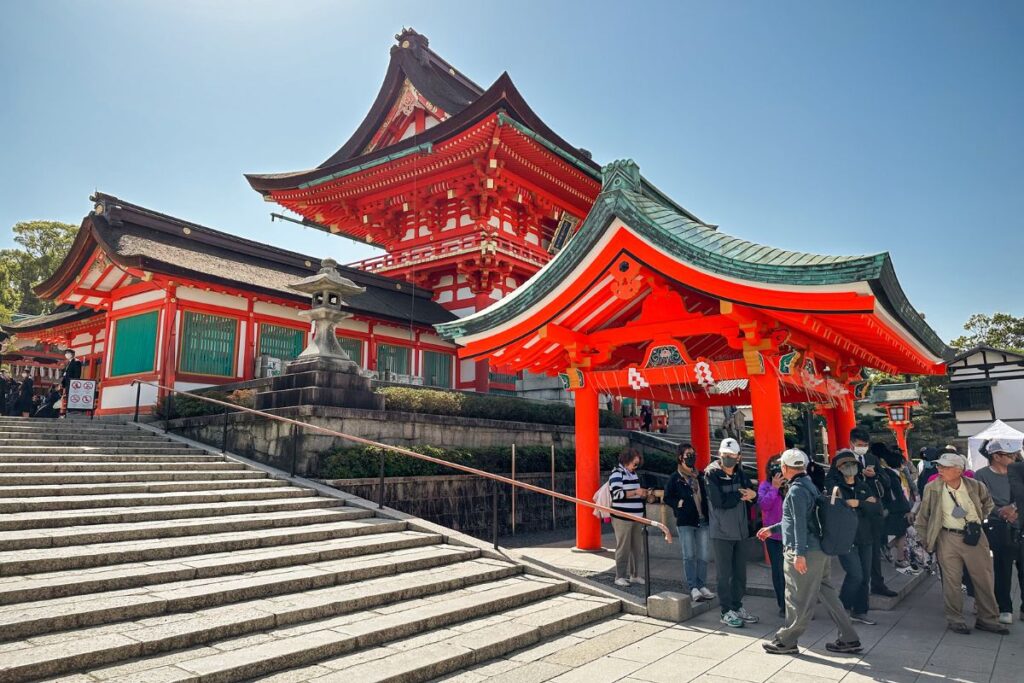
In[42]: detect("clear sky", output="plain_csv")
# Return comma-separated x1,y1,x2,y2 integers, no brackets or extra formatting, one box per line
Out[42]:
2,1,1021,343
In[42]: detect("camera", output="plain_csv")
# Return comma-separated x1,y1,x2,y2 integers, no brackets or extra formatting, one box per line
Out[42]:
767,462,782,480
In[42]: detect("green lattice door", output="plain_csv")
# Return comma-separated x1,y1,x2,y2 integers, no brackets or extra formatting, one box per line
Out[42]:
179,311,238,377
259,324,304,362
110,310,159,376
422,350,453,388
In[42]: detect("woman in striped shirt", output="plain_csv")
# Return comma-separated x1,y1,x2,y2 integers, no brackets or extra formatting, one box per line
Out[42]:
609,448,648,587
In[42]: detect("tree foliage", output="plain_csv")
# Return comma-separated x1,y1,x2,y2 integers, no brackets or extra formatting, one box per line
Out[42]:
0,221,79,321
951,313,1024,354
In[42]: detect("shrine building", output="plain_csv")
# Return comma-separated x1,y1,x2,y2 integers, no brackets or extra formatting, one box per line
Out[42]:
436,160,953,549
2,193,456,415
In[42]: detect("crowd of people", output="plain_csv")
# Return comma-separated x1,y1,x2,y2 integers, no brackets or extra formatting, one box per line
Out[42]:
605,427,1024,655
0,349,82,418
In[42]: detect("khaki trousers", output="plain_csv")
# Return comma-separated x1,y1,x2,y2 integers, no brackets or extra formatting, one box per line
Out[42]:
935,529,1000,627
611,517,644,580
774,549,859,648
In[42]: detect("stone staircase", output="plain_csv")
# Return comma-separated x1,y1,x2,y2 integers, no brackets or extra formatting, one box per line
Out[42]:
0,417,620,682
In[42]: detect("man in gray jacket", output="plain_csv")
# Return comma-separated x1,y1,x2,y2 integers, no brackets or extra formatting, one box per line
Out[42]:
758,448,861,655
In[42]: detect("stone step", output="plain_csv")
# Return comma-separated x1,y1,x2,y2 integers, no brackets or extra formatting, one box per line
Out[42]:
0,433,177,443
0,426,145,436
0,544,482,641
0,445,198,454
0,469,265,486
252,592,621,683
0,453,226,463
0,485,314,514
0,506,368,551
0,516,407,575
0,461,248,473
0,529,442,604
0,563,541,683
0,495,338,531
0,477,283,499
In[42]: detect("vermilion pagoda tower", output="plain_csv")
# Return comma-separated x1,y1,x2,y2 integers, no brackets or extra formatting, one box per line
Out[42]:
246,28,701,393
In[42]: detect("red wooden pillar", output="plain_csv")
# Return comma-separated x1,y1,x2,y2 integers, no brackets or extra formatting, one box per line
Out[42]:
473,292,491,393
818,406,838,460
749,372,785,478
242,298,256,380
835,395,856,451
159,288,179,397
574,383,602,551
690,404,711,471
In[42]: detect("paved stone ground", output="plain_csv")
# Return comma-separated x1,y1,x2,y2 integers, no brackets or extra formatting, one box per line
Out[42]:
437,576,1024,683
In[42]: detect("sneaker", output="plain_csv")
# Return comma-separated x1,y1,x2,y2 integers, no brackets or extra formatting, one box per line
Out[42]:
825,640,863,654
691,588,704,603
614,578,631,588
699,587,716,600
735,607,760,624
999,612,1013,625
976,621,1009,635
762,640,798,655
720,611,744,628
850,612,877,625
895,564,921,576
629,575,645,585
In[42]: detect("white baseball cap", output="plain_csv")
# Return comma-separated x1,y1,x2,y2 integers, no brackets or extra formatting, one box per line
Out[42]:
780,448,808,468
987,439,1021,455
718,438,741,455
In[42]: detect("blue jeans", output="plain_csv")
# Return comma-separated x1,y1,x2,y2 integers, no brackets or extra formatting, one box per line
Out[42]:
677,523,710,590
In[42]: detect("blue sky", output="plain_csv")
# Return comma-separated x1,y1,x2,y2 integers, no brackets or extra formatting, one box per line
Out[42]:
2,1,1021,343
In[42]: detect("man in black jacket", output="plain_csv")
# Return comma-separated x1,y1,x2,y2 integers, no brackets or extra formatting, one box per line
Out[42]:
832,450,884,625
59,349,82,416
664,443,714,604
0,369,11,417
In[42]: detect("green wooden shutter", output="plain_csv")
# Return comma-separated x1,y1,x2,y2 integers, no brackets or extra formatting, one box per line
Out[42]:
179,311,237,377
377,343,409,375
422,350,452,388
259,324,304,362
110,311,159,376
337,336,363,365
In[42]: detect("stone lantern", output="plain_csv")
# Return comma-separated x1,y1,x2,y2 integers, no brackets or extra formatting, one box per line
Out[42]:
255,258,384,414
287,258,365,372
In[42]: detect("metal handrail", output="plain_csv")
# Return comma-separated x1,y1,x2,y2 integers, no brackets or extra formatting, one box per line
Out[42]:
132,380,672,546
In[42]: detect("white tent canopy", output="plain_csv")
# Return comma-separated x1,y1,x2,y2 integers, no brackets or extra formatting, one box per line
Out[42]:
967,420,1024,471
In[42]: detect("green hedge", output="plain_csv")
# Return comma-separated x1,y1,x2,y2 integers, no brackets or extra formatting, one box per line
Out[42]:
154,389,255,419
319,443,676,479
376,386,624,429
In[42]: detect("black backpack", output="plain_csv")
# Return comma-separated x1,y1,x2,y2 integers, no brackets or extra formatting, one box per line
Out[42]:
815,486,859,556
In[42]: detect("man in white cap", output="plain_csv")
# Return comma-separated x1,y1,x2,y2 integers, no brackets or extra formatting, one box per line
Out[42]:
915,450,1006,635
974,439,1023,624
705,437,759,628
758,448,862,655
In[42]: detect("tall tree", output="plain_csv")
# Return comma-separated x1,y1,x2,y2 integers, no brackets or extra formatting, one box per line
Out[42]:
0,220,79,321
951,313,1024,353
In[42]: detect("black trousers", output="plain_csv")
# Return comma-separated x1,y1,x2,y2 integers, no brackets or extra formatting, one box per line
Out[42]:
992,541,1024,614
713,538,747,614
870,528,886,590
765,538,785,610
839,542,873,614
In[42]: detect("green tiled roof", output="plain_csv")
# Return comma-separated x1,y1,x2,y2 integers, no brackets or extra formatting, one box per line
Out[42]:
436,160,952,362
868,383,921,404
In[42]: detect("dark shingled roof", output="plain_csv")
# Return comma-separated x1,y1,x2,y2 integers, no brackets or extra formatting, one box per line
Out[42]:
868,383,921,404
37,194,455,328
0,305,98,334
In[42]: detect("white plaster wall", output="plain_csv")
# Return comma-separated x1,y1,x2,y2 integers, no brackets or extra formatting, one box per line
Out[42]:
418,333,451,347
102,382,158,410
376,325,413,342
460,359,476,383
177,287,247,310
254,301,302,320
112,290,164,310
994,379,1024,431
336,318,370,334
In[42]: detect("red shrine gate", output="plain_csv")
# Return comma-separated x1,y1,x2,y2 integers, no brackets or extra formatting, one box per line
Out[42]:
438,160,952,550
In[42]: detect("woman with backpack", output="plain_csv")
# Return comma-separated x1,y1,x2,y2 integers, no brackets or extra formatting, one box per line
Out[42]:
664,443,715,604
832,450,883,625
608,448,648,588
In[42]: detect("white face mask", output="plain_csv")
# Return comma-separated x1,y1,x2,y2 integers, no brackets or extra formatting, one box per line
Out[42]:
852,446,869,457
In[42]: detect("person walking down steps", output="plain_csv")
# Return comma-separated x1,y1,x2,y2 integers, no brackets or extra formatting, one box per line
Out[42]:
758,448,863,656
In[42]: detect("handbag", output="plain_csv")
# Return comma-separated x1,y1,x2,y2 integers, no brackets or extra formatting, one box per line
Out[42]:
963,521,983,547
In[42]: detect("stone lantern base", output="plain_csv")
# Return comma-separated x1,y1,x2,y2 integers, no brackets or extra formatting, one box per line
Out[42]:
255,357,384,412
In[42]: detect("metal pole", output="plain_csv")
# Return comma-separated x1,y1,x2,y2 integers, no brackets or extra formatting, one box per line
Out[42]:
492,478,499,550
511,444,516,536
221,406,229,454
289,424,298,477
133,382,141,423
377,448,386,509
550,444,556,531
642,525,651,601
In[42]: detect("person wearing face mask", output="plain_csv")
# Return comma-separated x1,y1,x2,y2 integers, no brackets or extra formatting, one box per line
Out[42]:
706,438,759,628
975,439,1024,625
608,448,648,588
832,450,883,625
845,428,899,598
758,455,787,616
664,443,715,604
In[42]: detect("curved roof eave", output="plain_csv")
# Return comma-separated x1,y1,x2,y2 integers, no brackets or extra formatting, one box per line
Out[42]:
33,215,100,299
